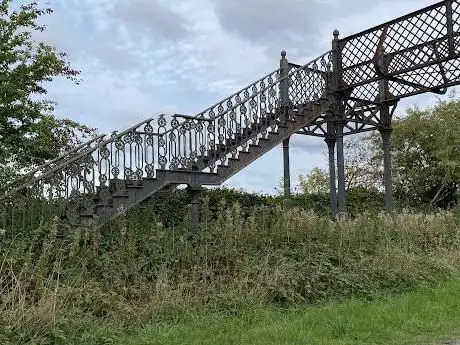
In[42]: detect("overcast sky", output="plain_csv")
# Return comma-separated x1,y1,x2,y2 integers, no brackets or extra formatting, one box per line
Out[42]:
29,0,451,194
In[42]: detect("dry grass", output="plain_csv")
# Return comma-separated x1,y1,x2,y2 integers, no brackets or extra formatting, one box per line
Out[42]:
0,203,459,344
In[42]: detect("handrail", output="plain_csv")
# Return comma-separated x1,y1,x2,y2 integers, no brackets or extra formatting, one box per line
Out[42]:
193,68,282,119
172,114,213,122
1,134,105,192
0,118,155,201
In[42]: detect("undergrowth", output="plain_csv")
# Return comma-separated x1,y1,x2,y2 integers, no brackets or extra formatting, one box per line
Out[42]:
1,197,459,344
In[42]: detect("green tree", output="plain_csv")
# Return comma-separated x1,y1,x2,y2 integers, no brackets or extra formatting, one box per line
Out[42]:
298,167,329,194
0,0,96,183
343,135,382,191
389,95,460,207
298,136,382,196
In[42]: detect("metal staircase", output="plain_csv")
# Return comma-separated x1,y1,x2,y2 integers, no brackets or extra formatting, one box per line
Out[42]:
0,51,334,231
3,0,460,232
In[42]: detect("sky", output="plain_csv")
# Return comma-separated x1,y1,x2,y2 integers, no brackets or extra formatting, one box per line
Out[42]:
27,0,452,194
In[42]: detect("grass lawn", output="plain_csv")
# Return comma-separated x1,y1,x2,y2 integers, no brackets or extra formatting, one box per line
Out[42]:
77,279,460,345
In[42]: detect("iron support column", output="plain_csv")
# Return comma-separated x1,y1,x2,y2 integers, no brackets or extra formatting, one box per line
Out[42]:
331,29,346,214
336,121,347,214
378,49,394,214
325,135,338,218
283,136,291,198
380,128,393,213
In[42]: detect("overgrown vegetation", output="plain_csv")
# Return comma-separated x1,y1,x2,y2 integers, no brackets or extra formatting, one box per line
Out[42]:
1,199,459,344
1,2,460,344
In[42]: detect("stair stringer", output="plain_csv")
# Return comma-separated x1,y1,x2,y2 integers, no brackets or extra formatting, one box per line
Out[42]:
215,102,329,184
82,170,222,227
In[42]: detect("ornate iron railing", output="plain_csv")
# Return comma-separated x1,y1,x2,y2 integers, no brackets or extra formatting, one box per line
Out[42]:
0,51,333,234
0,134,105,195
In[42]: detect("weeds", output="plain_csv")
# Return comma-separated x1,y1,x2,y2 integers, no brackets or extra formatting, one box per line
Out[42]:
0,200,459,344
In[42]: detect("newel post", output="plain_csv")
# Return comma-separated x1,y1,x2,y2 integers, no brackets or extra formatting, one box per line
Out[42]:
279,50,290,109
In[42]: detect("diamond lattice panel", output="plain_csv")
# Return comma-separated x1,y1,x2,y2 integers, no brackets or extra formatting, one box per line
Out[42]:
339,2,448,88
349,82,379,102
341,30,381,69
342,63,376,87
453,0,460,36
387,39,449,75
401,65,446,87
455,35,460,55
444,58,460,83
385,6,447,53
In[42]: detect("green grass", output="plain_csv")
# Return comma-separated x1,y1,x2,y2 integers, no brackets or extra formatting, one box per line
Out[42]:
79,279,460,345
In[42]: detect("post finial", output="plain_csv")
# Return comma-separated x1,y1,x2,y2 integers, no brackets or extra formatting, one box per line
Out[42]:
281,50,287,58
333,29,340,38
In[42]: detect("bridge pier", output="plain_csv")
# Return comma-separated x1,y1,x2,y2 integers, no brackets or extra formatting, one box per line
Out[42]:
283,137,291,198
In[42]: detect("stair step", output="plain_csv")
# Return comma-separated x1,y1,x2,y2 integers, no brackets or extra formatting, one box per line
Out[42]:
217,165,231,174
176,166,201,172
125,184,144,189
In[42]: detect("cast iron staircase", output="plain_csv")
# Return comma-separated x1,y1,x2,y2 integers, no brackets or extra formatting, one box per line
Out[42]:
0,52,334,230
3,0,460,232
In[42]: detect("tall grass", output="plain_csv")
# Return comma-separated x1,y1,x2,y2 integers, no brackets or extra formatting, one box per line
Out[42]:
1,198,459,344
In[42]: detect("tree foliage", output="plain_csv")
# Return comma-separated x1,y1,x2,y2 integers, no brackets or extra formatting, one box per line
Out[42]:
298,167,329,195
390,96,460,207
298,136,382,196
0,0,96,182
344,136,381,191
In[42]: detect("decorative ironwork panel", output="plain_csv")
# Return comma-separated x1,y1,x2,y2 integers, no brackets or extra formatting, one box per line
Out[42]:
0,118,159,232
297,99,384,137
338,0,460,100
288,51,332,105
